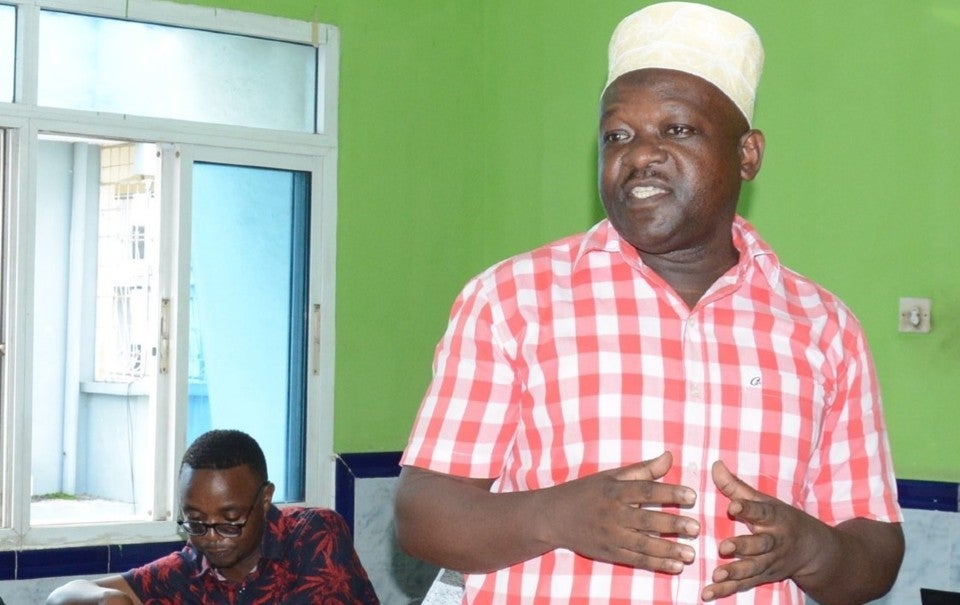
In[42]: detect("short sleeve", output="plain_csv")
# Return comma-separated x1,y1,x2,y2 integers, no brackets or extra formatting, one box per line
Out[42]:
805,314,902,525
401,273,523,478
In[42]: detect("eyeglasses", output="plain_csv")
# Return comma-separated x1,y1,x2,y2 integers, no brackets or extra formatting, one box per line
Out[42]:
177,481,269,538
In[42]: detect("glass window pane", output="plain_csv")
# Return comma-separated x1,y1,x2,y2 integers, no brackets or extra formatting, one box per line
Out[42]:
38,11,317,132
189,162,309,502
31,136,161,524
0,5,13,103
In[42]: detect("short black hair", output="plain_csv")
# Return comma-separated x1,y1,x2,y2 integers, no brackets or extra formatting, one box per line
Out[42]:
180,429,268,483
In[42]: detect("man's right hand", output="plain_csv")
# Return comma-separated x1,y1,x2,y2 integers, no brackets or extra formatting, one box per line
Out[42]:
45,578,140,605
542,451,699,573
395,451,699,574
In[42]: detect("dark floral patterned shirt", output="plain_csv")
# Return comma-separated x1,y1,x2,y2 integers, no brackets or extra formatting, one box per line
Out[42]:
122,505,379,604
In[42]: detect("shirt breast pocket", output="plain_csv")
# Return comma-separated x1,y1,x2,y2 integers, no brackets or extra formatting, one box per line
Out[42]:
730,370,825,505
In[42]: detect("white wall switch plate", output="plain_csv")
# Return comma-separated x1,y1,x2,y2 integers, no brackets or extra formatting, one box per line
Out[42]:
899,297,931,333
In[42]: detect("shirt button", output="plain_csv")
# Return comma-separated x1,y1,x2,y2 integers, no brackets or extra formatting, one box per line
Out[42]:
690,383,702,399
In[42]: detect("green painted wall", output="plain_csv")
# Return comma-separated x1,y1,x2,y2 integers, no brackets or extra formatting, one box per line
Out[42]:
174,1,960,482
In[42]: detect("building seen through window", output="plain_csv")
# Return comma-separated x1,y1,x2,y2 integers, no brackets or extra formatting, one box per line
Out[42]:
0,0,338,549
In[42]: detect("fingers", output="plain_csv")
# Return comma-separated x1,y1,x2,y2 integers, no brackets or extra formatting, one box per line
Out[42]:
614,492,700,574
711,459,759,501
617,533,697,574
617,508,699,573
613,452,697,509
624,507,700,539
556,453,702,573
727,497,779,530
614,451,673,482
712,460,778,529
705,463,802,602
702,553,771,601
702,579,742,602
568,503,700,573
717,532,775,558
702,553,772,601
615,478,696,510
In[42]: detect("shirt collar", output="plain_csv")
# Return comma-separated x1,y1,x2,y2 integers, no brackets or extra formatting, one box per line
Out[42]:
730,215,780,286
259,503,284,560
575,215,780,288
575,219,622,264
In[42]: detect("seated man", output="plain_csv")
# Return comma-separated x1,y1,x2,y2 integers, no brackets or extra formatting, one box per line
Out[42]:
47,429,379,604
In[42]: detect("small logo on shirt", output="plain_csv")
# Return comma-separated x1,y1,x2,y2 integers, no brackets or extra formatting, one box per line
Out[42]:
749,376,762,387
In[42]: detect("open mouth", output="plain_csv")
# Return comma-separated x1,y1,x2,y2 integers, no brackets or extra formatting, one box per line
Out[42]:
629,185,667,200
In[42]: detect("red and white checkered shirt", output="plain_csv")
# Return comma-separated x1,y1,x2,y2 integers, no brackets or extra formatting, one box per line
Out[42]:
402,217,901,605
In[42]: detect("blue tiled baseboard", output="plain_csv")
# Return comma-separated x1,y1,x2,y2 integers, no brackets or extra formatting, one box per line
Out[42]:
0,451,954,581
336,452,402,531
0,542,183,582
896,478,960,512
0,552,13,581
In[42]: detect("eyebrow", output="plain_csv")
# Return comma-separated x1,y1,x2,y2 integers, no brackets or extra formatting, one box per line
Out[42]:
599,104,625,122
180,502,246,516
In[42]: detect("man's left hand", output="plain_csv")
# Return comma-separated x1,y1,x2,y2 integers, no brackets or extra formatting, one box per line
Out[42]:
701,460,829,602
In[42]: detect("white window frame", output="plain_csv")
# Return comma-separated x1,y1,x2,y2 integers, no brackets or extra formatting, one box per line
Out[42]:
0,0,339,550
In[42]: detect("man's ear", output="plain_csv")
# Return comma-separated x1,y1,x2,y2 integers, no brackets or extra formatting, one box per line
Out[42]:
739,129,765,181
263,481,275,507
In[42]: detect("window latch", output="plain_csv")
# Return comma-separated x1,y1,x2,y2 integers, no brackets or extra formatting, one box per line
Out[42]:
311,304,321,375
159,298,170,374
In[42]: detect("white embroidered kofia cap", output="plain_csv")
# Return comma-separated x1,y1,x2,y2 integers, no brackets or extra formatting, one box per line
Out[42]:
605,1,764,124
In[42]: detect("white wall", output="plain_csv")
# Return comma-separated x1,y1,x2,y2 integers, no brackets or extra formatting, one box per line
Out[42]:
30,141,74,496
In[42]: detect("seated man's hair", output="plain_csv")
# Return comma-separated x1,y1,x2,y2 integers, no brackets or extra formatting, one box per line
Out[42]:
181,429,268,483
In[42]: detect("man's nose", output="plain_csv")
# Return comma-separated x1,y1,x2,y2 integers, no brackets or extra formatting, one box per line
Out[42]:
624,134,667,168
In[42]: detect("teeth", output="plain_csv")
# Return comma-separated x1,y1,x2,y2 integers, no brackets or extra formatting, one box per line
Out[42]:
631,186,666,199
